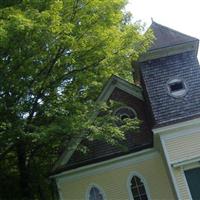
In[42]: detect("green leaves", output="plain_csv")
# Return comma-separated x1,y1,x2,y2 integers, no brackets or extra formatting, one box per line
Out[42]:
0,0,153,199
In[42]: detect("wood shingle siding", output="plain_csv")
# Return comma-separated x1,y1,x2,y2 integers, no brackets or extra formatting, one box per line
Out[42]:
140,51,200,127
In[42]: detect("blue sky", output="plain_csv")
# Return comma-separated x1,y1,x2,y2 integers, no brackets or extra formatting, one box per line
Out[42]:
127,0,200,58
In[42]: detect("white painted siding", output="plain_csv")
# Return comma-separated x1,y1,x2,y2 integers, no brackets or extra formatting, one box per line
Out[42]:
165,132,200,163
173,168,190,200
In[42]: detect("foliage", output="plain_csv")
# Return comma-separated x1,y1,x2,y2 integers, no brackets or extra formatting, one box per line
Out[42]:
0,0,152,199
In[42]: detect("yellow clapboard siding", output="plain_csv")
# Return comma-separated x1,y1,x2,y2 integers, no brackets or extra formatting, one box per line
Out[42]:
58,153,175,200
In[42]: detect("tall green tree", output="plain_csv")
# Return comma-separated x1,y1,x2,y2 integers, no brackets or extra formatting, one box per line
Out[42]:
0,0,152,199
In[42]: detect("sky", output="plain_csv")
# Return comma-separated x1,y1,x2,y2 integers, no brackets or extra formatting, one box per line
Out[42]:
126,0,200,58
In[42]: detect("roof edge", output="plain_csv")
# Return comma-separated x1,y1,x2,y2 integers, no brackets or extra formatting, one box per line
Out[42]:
50,148,156,179
97,75,143,102
139,40,199,62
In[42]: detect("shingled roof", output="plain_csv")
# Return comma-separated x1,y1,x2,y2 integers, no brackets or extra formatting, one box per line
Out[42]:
149,21,198,51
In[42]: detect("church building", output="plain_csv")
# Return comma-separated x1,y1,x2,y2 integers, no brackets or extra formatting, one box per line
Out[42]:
51,22,200,200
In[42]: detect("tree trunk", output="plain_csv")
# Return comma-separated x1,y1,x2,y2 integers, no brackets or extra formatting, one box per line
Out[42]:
17,141,33,200
38,183,46,200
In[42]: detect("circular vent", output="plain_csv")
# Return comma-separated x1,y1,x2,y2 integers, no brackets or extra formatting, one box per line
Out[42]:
114,106,136,120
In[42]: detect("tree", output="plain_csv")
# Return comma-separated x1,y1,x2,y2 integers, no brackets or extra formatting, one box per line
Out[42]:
0,0,152,199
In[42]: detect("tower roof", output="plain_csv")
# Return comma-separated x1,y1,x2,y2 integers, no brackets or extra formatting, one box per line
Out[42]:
149,22,198,51
139,22,199,61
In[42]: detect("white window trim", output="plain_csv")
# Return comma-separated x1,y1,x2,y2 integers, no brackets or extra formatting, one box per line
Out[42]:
182,162,200,200
172,155,200,168
127,171,151,200
85,183,107,200
166,77,188,98
182,167,193,200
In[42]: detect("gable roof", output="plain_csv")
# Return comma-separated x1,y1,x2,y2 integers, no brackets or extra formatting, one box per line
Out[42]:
149,21,198,51
52,75,144,173
97,75,143,102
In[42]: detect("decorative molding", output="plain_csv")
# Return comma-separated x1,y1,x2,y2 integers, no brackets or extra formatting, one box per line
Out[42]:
127,171,151,200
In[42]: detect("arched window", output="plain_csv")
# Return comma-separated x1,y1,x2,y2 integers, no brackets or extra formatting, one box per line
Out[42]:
129,174,150,200
88,186,104,200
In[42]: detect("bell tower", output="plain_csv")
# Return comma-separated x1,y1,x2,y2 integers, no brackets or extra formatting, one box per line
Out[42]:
138,22,200,200
139,22,200,127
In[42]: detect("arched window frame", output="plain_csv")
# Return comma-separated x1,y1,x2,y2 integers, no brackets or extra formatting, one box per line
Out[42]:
127,172,151,200
114,106,137,120
85,183,106,200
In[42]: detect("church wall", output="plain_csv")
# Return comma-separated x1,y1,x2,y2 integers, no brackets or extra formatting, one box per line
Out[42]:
56,151,175,200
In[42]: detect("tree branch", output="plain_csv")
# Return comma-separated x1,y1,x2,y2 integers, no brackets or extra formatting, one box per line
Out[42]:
27,47,65,122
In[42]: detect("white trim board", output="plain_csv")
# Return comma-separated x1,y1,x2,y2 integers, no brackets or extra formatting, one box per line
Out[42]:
172,156,200,168
139,40,199,62
182,166,193,200
160,137,181,200
51,149,158,182
97,75,143,102
153,117,200,137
